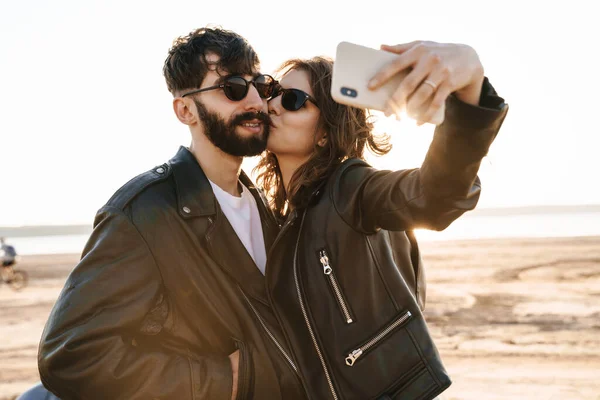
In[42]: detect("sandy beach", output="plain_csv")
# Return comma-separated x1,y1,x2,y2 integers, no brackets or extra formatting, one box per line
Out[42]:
1,236,599,400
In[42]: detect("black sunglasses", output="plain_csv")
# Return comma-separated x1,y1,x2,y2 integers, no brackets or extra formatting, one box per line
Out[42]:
271,86,318,111
181,74,276,101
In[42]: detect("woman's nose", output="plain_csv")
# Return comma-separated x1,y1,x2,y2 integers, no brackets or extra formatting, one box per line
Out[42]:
268,95,282,115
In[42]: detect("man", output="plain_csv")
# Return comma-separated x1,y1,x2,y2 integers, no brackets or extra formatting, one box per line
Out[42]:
38,27,307,400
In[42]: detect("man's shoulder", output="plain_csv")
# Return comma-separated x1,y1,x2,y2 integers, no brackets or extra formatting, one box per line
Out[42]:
105,163,172,211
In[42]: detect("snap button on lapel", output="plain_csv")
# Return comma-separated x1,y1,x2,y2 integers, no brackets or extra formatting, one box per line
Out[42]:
182,206,191,214
156,167,165,174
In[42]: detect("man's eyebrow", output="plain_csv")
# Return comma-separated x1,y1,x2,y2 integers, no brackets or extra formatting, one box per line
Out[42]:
232,72,262,79
214,73,243,85
215,72,261,84
214,74,230,85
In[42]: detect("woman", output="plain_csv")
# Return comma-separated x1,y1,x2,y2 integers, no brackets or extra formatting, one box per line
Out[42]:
255,42,508,400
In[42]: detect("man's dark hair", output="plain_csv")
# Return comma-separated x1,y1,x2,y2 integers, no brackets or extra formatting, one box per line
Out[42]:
163,27,260,95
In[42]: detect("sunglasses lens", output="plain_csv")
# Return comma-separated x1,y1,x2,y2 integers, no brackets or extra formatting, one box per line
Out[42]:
282,89,306,111
224,77,248,101
254,75,275,98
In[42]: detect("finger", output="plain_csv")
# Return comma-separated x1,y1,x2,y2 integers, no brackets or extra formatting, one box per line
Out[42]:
417,83,452,126
406,64,447,118
368,49,418,90
411,63,451,122
385,97,402,120
388,54,435,114
405,83,436,119
379,42,419,55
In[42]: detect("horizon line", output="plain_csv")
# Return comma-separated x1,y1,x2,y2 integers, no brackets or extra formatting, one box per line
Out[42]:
2,204,600,237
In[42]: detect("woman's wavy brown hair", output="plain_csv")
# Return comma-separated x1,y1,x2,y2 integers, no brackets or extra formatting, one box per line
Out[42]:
254,56,392,220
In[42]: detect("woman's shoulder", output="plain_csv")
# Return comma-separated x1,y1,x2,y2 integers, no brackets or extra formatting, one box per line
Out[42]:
330,157,373,182
322,158,375,199
341,157,370,167
330,157,371,176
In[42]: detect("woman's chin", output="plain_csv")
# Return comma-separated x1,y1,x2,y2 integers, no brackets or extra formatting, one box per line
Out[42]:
266,139,279,154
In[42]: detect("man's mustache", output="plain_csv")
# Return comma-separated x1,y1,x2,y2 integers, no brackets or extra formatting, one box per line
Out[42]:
232,111,271,126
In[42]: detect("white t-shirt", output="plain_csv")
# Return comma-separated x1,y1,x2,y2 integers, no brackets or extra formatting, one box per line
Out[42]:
208,179,267,275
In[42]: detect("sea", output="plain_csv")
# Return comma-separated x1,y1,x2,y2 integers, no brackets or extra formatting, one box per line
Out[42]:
3,209,600,256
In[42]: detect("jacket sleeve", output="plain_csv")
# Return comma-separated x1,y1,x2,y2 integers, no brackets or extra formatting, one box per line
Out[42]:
38,206,233,400
333,78,508,233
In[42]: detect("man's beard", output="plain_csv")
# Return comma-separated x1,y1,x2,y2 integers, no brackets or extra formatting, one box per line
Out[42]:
194,99,271,157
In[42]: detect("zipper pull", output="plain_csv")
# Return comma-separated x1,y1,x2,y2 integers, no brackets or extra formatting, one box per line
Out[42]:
319,250,332,275
345,349,363,366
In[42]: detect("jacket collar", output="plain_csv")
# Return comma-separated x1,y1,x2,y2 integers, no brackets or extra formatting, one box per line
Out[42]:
168,146,217,219
168,146,278,226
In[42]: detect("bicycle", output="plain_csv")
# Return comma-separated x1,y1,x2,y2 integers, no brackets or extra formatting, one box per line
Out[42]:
1,261,28,291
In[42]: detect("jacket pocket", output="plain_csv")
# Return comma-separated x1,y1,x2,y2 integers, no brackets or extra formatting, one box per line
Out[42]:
388,366,441,400
345,310,412,366
336,310,448,399
318,248,355,324
233,339,254,400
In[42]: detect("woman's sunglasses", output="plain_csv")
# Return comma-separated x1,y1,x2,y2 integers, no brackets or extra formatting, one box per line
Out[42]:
271,86,318,111
181,74,276,101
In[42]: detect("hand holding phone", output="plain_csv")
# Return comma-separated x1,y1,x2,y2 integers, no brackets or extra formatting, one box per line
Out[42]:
331,41,445,125
369,41,485,121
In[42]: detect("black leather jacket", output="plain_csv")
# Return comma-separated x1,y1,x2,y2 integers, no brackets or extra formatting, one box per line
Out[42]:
38,147,307,400
265,82,508,400
38,80,506,400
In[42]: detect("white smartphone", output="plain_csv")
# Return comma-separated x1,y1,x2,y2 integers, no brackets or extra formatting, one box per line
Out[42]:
331,41,445,125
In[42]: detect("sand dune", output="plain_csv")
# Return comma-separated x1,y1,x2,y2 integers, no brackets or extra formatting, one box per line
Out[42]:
1,236,599,399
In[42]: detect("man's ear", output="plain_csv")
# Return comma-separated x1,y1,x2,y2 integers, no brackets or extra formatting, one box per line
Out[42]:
173,97,196,126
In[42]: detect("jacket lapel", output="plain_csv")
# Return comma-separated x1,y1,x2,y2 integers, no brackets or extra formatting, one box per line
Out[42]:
205,204,269,305
169,147,270,305
239,171,280,252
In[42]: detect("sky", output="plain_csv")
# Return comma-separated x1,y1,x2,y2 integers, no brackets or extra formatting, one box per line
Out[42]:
1,0,599,227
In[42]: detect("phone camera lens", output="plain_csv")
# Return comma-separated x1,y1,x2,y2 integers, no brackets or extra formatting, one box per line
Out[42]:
341,87,357,98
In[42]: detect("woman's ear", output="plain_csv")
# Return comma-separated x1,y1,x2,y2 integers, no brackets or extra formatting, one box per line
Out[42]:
317,133,328,148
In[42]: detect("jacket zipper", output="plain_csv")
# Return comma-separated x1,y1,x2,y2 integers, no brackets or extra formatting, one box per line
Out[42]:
295,212,339,400
319,249,354,324
345,310,412,366
239,289,298,373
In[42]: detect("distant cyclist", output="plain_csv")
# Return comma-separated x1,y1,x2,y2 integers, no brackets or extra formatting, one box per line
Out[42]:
1,236,27,291
1,237,18,268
